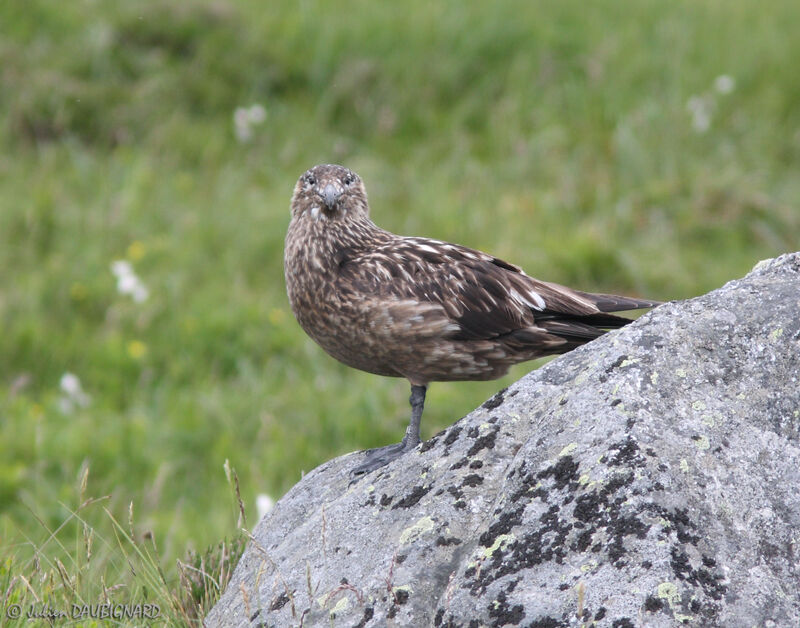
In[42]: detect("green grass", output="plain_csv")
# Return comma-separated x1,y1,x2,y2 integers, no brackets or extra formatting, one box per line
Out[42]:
2,0,799,622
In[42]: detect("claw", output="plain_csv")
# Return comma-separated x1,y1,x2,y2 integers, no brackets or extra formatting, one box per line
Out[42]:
349,442,410,484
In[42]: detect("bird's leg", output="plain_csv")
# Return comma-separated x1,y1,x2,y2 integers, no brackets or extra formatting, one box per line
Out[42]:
350,384,428,481
402,384,426,448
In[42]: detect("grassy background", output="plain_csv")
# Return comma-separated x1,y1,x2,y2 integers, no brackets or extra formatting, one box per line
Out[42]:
1,0,799,620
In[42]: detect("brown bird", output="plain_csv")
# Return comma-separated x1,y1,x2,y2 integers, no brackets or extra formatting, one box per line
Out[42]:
284,164,658,477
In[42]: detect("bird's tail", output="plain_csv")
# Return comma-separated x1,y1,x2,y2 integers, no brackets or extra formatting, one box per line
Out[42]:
577,291,662,314
535,293,660,351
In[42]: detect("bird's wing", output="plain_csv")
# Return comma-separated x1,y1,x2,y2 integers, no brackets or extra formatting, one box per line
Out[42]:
336,236,618,342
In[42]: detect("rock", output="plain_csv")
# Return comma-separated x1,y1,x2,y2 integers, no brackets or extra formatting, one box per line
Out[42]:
205,253,800,628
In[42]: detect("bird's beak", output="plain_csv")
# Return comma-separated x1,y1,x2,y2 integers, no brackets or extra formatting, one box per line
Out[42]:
320,184,342,210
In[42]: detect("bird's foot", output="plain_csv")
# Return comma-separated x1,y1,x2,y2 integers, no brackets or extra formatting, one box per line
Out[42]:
349,441,412,483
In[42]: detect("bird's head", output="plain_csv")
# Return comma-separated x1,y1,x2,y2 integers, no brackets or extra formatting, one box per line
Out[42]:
290,164,369,223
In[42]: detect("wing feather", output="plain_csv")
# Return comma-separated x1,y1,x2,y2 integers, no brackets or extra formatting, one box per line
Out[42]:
336,236,652,344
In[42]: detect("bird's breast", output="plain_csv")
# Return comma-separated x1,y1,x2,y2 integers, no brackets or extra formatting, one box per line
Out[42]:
285,229,397,376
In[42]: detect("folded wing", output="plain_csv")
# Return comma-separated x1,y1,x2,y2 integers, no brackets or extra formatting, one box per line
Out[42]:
337,236,657,350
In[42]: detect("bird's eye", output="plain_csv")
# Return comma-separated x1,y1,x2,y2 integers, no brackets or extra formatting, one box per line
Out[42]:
303,174,316,187
343,173,356,186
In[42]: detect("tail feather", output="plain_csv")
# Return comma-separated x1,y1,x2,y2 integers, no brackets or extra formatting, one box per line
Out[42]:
537,310,638,330
537,319,607,340
578,291,662,313
535,293,659,349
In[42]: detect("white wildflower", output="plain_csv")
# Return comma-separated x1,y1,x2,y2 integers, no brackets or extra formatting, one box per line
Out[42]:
248,104,266,124
714,74,735,95
111,259,148,303
111,260,133,277
234,107,252,142
233,104,267,143
256,494,275,520
686,95,712,133
692,110,711,133
59,372,91,413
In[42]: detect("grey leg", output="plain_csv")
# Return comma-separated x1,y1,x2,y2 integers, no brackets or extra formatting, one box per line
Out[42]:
402,385,426,448
350,384,428,481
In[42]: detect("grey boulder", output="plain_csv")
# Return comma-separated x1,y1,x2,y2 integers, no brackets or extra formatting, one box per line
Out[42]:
206,253,800,628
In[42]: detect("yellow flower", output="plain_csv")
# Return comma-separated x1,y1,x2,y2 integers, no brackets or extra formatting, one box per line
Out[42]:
127,340,147,360
70,282,88,300
127,241,146,261
268,308,285,325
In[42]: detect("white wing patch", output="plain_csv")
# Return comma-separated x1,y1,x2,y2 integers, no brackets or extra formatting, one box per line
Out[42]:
414,244,439,255
509,287,546,311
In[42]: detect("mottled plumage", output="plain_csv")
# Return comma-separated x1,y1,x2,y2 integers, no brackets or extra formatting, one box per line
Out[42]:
284,164,658,476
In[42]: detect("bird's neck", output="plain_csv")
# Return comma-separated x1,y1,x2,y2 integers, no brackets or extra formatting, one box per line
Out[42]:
285,214,390,278
291,215,384,260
